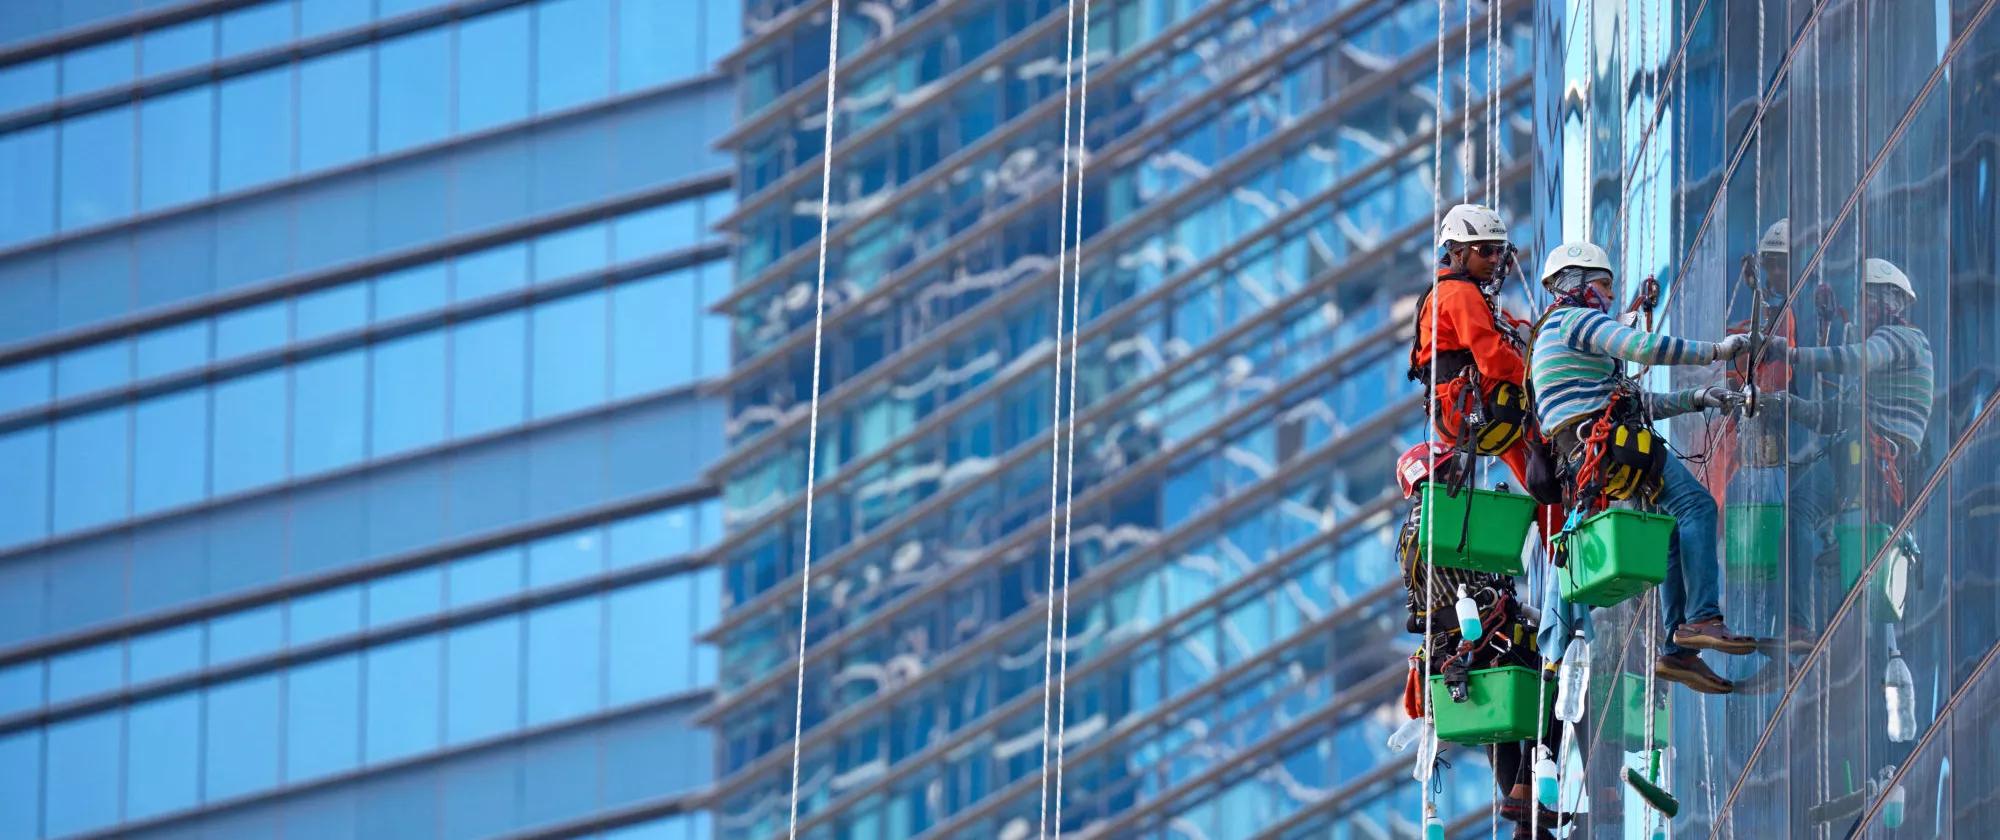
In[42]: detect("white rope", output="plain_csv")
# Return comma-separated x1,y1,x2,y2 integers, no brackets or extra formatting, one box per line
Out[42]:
1583,0,1594,234
1487,0,1501,206
1050,2,1093,835
1037,0,1084,834
1420,0,1447,831
786,2,844,837
1463,0,1473,188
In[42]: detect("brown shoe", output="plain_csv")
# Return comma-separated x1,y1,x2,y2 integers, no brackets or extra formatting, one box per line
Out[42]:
1672,617,1758,655
1656,651,1735,694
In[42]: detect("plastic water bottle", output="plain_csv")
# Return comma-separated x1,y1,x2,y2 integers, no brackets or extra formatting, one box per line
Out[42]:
1412,721,1439,782
1455,585,1483,642
1424,811,1446,840
1884,628,1917,743
1387,717,1426,753
1555,633,1591,724
1532,744,1560,808
1882,782,1907,828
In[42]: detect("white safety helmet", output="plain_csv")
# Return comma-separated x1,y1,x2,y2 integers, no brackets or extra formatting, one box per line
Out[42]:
1759,219,1789,256
1864,258,1915,302
1438,203,1510,247
1539,242,1613,285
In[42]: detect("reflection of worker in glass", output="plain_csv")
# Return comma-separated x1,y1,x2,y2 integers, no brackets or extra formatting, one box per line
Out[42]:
1780,257,1935,636
1531,242,1757,695
1408,204,1562,507
1392,442,1565,838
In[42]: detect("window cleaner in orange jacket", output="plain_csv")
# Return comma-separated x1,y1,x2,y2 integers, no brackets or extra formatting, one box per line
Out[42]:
1408,204,1560,507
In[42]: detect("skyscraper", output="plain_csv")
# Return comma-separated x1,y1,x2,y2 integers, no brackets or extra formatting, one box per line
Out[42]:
707,1,1531,836
0,2,739,837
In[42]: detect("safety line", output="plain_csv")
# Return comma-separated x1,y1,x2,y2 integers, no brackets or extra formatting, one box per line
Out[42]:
787,1,845,837
1419,0,1448,831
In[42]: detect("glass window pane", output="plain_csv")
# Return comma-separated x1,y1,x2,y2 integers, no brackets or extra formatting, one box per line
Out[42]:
607,577,685,704
612,271,692,398
451,311,527,438
141,17,215,77
217,67,294,193
605,506,694,568
618,0,699,92
366,566,441,628
296,282,369,342
456,6,531,133
214,299,288,359
134,321,207,380
209,603,282,666
0,126,57,247
60,37,133,98
531,292,607,418
299,49,373,172
133,389,208,516
287,654,360,782
293,350,367,477
372,332,447,456
127,693,201,820
612,199,697,262
139,86,216,212
535,0,611,113
377,28,451,153
301,0,371,37
0,731,39,840
0,663,39,717
0,427,51,548
0,58,57,115
0,360,50,415
53,408,130,533
219,2,293,59
528,530,601,589
454,242,528,302
205,675,281,801
526,599,601,725
48,644,120,704
373,263,447,322
60,106,136,231
46,714,120,836
531,222,608,283
365,637,441,764
212,369,288,495
446,616,521,744
128,624,201,685
447,547,522,608
704,0,741,62
55,340,129,399
699,263,730,380
290,585,363,646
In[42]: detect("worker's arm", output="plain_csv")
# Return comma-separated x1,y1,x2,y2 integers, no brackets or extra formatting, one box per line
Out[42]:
1438,285,1527,385
1562,308,1721,366
1645,388,1707,420
1790,326,1929,375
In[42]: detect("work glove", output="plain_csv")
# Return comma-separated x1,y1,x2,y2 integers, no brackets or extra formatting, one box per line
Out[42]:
1693,384,1748,415
1713,333,1756,361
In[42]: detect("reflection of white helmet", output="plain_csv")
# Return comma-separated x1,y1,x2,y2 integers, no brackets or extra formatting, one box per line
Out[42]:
1759,219,1789,255
1438,204,1510,247
1539,241,1613,285
1864,258,1915,301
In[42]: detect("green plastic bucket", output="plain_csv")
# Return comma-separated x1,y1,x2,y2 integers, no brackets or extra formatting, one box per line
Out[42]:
1428,665,1553,745
1416,483,1537,575
1723,503,1785,582
1589,672,1671,750
1561,509,1674,607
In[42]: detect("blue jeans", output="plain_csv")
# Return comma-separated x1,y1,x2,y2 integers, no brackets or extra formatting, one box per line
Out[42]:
1656,455,1724,655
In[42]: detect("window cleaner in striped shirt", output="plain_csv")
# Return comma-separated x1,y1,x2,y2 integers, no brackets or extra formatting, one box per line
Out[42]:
1530,242,1757,696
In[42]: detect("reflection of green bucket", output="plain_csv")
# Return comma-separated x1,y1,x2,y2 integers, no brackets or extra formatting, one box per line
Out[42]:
1724,503,1786,581
1416,483,1536,575
1592,672,1672,752
1429,665,1554,745
1561,510,1674,607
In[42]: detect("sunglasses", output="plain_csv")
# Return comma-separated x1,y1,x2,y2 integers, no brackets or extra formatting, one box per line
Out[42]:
1467,242,1513,258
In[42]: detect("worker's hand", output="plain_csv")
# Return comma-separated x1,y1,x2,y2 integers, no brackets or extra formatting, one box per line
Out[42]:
1693,384,1748,415
1714,333,1756,361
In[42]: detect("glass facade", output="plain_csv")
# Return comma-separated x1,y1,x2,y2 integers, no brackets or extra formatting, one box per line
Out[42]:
710,0,1536,837
0,1,739,837
1536,0,2000,836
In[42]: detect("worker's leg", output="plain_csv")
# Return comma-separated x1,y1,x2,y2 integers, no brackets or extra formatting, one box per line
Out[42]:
1655,455,1723,655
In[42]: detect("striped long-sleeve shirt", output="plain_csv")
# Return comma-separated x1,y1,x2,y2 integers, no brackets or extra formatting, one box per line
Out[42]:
1531,306,1719,434
1790,325,1934,451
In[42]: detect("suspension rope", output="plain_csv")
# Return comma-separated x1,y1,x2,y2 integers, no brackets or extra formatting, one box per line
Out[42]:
786,2,845,837
1037,0,1085,834
1419,0,1448,831
1050,2,1093,835
1463,0,1474,187
1584,0,1595,235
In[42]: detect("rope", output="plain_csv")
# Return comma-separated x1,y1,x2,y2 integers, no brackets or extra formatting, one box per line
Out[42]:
786,2,844,836
1037,0,1084,834
1584,0,1595,233
1420,0,1448,831
1463,0,1473,189
1050,2,1093,835
1642,592,1661,837
1488,0,1502,206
